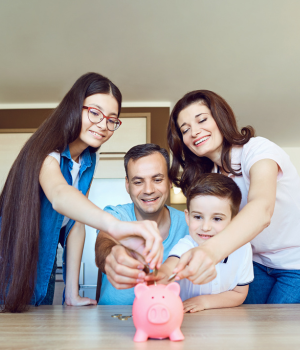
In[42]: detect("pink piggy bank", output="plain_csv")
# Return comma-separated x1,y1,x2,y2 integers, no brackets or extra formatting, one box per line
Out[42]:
132,283,184,342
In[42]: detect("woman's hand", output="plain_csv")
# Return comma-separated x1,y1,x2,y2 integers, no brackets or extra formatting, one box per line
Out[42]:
173,245,217,284
108,220,164,269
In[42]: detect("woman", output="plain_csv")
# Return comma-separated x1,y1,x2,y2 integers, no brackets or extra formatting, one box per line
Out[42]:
167,90,300,304
0,73,163,312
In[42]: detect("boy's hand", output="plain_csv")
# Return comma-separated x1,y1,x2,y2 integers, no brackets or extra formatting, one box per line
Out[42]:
183,296,207,313
144,270,168,285
65,295,97,306
174,246,217,284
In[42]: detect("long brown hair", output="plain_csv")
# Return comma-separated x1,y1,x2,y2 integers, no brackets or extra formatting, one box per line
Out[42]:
167,90,254,195
0,72,122,312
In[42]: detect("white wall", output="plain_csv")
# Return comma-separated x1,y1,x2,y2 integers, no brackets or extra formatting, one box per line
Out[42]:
282,148,300,175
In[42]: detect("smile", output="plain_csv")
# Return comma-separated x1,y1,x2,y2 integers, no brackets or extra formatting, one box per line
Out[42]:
141,197,159,203
194,136,210,146
89,130,104,139
198,233,212,239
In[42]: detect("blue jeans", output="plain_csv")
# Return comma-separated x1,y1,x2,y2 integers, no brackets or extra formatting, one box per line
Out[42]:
244,261,300,304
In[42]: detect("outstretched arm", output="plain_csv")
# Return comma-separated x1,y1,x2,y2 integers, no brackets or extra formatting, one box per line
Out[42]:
183,285,249,313
174,159,278,284
39,156,163,268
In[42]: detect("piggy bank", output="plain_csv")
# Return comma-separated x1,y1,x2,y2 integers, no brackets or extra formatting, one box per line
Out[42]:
132,283,184,342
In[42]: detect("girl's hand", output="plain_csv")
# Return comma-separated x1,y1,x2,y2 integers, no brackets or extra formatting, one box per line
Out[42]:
174,245,217,284
65,295,97,306
109,220,164,270
183,296,206,313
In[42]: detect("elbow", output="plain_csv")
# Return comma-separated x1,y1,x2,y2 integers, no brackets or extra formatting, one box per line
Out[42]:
51,185,65,212
260,202,274,230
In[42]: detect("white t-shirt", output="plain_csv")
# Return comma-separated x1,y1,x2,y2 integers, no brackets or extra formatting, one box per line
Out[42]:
48,151,99,227
168,235,253,302
215,137,300,270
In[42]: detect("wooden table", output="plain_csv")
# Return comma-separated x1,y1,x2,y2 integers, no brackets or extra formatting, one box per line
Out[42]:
1,305,300,349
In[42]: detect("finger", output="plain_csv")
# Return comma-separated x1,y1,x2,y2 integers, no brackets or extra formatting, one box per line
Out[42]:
111,246,145,270
173,251,192,274
147,244,164,269
76,298,97,306
183,304,194,313
105,264,145,286
190,269,217,285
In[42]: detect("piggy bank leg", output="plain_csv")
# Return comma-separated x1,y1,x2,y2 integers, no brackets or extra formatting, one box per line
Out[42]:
169,328,184,341
134,329,149,342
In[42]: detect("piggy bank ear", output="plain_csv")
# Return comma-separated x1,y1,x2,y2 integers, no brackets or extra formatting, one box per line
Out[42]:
166,282,180,296
134,283,150,299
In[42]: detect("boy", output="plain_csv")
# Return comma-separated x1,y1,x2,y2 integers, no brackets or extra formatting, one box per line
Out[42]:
157,173,254,313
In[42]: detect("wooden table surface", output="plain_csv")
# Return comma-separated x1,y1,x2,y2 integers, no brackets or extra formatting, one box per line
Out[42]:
1,305,300,350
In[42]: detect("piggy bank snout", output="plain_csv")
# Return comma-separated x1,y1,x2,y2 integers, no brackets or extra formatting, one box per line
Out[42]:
147,304,170,324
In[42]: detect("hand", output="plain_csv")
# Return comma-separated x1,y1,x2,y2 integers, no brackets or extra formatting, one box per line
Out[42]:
109,220,164,269
144,270,168,285
105,245,149,289
174,245,217,284
183,296,206,313
65,294,97,306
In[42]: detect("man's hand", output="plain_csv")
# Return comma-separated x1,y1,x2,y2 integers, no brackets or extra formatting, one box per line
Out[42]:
105,245,148,289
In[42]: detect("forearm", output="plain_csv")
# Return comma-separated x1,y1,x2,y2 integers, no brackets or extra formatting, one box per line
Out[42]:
95,231,119,273
65,222,85,302
157,257,179,284
52,184,119,235
203,199,272,264
200,290,247,310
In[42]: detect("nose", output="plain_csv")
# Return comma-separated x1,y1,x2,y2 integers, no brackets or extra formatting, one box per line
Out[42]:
190,123,201,138
148,304,170,324
201,219,211,232
96,118,107,130
144,181,155,195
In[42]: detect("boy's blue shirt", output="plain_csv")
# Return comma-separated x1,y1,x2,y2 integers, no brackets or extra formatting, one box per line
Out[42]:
98,203,189,305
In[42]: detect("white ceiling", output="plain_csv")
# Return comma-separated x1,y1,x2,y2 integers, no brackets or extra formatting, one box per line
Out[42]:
1,0,300,146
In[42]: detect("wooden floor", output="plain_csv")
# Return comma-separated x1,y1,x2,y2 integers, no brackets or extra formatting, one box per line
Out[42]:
1,305,300,349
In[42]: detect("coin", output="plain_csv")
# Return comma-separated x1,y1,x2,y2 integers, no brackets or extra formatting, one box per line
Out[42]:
111,314,122,318
168,273,177,281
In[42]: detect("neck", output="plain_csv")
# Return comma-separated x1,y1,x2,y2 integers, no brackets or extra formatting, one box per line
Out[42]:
69,139,88,163
134,205,171,241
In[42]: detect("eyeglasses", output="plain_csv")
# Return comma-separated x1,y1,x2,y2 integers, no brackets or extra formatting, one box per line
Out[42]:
82,106,122,131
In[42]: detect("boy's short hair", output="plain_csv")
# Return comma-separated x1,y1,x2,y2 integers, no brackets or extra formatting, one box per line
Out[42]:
186,173,242,217
124,143,170,178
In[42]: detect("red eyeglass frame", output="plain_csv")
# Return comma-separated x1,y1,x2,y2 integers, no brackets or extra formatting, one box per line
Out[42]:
82,106,122,130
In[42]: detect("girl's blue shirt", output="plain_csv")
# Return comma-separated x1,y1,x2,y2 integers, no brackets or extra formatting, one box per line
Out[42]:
32,146,96,306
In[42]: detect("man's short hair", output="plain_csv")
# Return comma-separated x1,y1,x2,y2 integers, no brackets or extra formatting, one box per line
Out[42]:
124,143,170,177
186,173,242,217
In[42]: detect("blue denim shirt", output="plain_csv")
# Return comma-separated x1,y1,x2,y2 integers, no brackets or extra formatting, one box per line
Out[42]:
32,146,96,306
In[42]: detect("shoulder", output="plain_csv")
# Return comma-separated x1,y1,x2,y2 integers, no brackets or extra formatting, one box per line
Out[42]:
103,202,135,221
48,151,60,164
168,235,197,258
167,206,186,223
167,206,189,237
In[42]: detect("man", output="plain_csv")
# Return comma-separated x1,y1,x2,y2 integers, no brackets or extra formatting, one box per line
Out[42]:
95,143,189,305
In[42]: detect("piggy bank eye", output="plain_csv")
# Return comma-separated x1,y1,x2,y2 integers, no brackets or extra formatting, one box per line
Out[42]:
162,296,165,298
152,296,154,299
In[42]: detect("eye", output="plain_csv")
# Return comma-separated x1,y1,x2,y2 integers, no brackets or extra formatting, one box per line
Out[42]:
162,296,165,298
152,296,154,299
199,118,207,123
182,128,190,135
90,108,100,116
194,215,201,220
133,181,142,185
214,217,222,222
154,178,163,183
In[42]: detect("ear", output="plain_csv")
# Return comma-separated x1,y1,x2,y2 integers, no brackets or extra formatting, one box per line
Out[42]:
184,209,190,227
125,177,130,194
134,283,149,298
166,282,180,296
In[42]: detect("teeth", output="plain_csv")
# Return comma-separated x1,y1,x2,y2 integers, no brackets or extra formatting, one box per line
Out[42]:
91,131,100,137
142,198,157,202
195,136,209,145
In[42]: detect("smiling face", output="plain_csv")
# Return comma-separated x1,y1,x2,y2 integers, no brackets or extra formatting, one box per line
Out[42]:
184,195,232,245
79,93,119,149
125,152,171,218
177,102,223,162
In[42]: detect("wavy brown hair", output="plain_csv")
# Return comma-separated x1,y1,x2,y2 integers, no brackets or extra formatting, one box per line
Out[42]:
167,90,254,195
0,72,122,313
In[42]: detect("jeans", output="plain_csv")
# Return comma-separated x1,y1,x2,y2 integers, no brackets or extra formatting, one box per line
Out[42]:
244,261,300,304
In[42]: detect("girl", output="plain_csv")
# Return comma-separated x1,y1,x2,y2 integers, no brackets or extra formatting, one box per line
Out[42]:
0,73,163,312
167,90,300,304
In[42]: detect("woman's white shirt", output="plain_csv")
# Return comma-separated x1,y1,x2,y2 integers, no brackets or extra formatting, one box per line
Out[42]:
215,137,300,269
48,151,99,227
